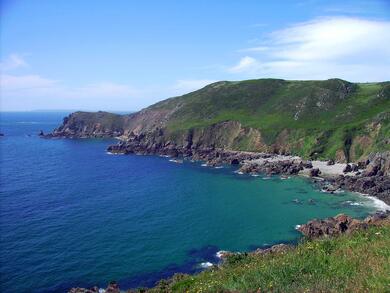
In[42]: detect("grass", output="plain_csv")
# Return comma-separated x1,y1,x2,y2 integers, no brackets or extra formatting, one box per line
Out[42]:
140,220,390,293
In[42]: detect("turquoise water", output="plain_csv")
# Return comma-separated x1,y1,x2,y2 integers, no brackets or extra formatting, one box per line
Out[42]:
0,112,379,292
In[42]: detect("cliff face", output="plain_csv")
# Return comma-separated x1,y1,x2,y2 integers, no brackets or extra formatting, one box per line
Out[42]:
49,78,390,163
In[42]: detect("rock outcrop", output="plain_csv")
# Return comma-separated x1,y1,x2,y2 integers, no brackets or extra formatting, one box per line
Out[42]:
297,212,390,239
68,281,120,293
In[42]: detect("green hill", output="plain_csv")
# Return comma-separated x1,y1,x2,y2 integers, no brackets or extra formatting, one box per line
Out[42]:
52,78,390,162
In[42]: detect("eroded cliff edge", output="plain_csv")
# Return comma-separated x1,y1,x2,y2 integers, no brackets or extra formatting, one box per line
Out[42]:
44,78,390,203
46,78,389,162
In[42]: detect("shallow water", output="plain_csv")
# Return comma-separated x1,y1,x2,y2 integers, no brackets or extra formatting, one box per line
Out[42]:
0,112,381,292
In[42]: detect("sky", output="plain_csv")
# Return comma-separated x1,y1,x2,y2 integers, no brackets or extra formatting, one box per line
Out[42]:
1,0,390,111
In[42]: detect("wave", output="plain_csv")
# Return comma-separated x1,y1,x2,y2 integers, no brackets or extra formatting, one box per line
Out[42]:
106,152,124,155
364,195,390,211
199,262,213,268
16,121,41,124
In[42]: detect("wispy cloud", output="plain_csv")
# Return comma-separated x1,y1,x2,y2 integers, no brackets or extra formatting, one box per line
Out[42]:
229,17,390,81
228,56,258,73
0,54,218,110
0,54,28,71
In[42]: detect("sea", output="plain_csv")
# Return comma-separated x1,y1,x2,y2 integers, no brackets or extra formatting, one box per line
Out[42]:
0,112,385,292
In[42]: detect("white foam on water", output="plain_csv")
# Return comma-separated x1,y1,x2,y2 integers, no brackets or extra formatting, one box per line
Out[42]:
251,174,259,177
98,289,106,293
201,163,208,167
295,224,301,230
364,195,390,211
200,262,213,268
216,251,228,258
106,152,124,155
16,121,40,124
262,177,271,180
215,166,223,169
237,171,244,175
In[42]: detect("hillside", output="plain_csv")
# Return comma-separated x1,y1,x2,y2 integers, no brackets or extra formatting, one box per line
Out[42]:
49,78,390,162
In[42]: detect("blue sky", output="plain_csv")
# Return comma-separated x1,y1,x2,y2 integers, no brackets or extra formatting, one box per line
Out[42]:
1,0,390,111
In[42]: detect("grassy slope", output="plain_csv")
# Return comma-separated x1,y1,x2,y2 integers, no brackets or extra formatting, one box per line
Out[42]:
145,221,390,293
151,79,390,161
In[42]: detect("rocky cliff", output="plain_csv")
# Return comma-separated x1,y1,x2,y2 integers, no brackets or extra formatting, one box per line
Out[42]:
47,78,390,164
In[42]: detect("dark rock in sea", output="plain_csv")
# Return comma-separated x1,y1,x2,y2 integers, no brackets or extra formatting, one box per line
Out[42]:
39,130,44,136
310,168,321,177
0,133,4,137
230,158,240,165
343,164,352,173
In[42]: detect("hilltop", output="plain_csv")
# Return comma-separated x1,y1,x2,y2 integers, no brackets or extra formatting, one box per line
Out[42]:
48,78,389,163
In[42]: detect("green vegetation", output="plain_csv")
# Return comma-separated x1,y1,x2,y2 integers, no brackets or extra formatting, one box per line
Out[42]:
152,79,390,161
64,78,390,161
143,221,390,293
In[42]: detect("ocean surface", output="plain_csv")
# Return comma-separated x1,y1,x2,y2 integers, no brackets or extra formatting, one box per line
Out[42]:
0,112,383,292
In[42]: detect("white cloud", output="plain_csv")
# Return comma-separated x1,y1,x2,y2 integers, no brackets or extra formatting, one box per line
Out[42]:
228,56,258,73
230,17,390,81
1,74,58,91
0,54,28,71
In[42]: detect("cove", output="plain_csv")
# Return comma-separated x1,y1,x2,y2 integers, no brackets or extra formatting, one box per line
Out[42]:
0,112,381,292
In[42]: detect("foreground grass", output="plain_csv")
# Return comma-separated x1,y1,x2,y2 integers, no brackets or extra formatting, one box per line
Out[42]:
143,221,390,292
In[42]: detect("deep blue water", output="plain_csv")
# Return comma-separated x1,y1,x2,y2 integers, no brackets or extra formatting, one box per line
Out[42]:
0,112,380,292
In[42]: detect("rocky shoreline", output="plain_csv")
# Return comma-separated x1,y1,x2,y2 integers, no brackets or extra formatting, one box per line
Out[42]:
68,211,390,293
103,135,390,206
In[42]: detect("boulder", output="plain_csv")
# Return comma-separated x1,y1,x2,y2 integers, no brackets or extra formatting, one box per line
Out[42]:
351,164,359,172
327,159,335,165
230,158,240,165
297,214,363,239
343,164,352,173
310,168,321,177
365,164,379,176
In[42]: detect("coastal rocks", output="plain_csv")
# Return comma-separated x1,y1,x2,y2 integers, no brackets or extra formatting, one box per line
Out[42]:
297,212,390,239
323,174,390,205
44,111,125,139
327,159,335,165
310,168,321,177
298,214,364,239
343,164,352,173
68,282,120,293
253,244,292,255
68,287,100,293
367,151,390,176
238,158,304,176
